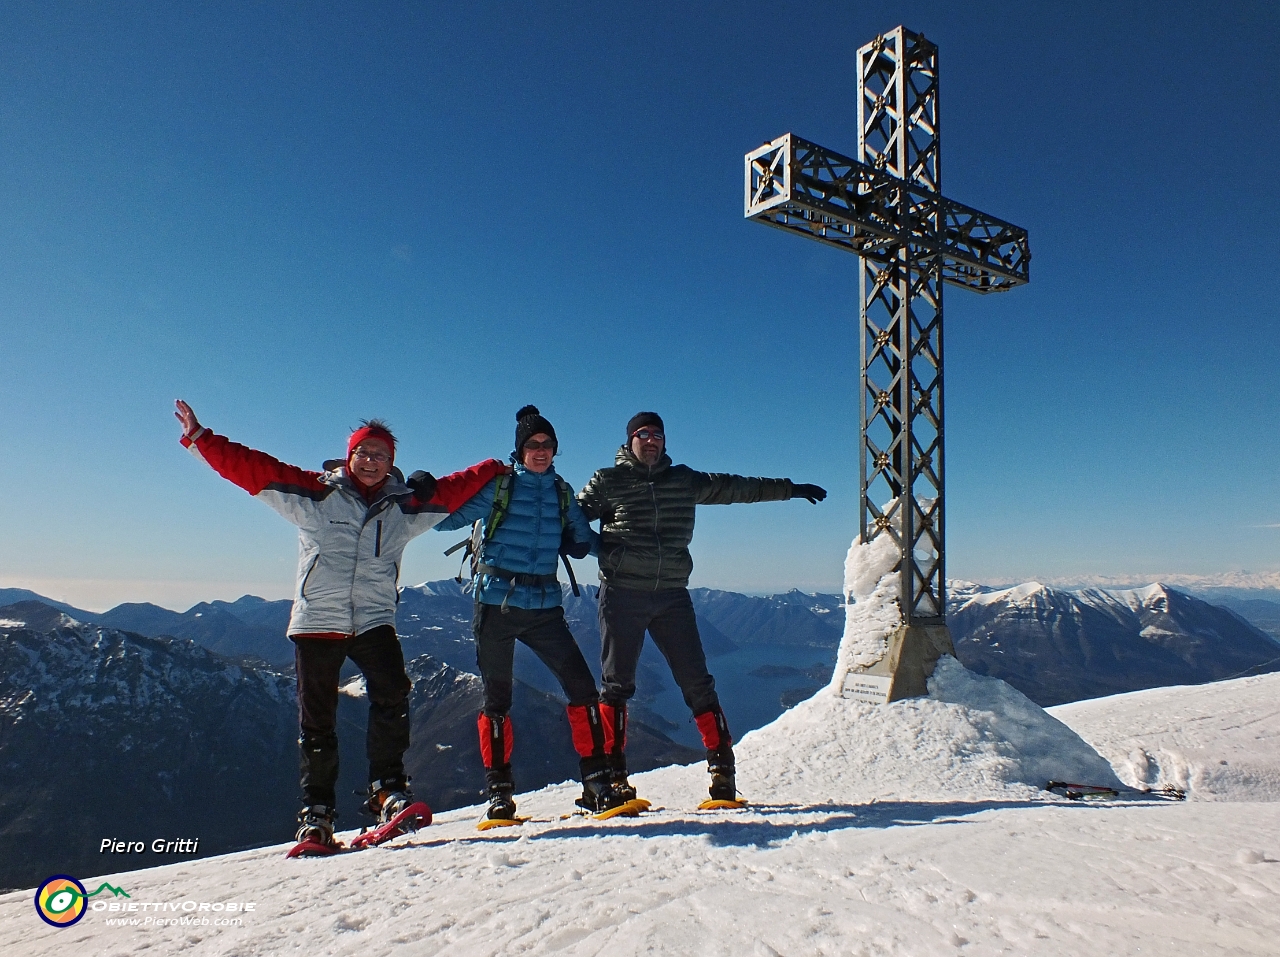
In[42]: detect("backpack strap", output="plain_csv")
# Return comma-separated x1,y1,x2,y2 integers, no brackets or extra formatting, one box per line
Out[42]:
445,473,513,587
553,475,572,528
553,474,580,597
483,473,515,543
449,472,581,600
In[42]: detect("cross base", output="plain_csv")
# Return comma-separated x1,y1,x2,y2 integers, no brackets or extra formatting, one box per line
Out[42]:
839,622,956,704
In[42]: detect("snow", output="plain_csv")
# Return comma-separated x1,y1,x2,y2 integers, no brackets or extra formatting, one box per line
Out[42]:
2,544,1278,954
1043,570,1280,592
5,674,1275,957
950,579,1184,614
950,580,1049,607
831,531,900,677
339,676,368,698
1050,674,1280,802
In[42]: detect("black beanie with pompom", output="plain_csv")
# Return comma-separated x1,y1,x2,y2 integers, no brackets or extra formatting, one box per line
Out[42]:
514,405,557,459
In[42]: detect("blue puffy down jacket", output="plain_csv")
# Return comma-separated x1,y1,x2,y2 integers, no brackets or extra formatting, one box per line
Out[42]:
436,464,595,610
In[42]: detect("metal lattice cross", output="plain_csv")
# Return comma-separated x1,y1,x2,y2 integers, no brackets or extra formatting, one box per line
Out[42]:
745,26,1030,629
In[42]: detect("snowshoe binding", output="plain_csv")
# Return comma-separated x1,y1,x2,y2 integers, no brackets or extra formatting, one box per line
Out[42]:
610,772,638,803
351,779,431,848
608,774,650,812
577,767,646,819
699,769,746,811
287,805,342,857
476,783,524,831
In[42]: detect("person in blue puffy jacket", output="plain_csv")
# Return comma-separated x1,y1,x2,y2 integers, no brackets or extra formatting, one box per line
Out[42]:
436,406,620,822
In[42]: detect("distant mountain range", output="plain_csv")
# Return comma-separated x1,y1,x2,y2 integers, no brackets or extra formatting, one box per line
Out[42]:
2,576,1278,889
3,578,1277,714
1037,570,1280,602
949,582,1280,706
0,604,698,891
0,606,298,891
0,583,845,746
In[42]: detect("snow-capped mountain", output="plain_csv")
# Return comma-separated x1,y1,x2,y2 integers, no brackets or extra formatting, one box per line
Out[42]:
11,579,1280,740
949,580,1280,705
1040,569,1280,597
0,605,695,892
2,545,1276,957
0,609,299,892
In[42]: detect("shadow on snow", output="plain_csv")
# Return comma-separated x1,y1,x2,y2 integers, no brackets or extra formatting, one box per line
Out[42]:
388,798,1167,852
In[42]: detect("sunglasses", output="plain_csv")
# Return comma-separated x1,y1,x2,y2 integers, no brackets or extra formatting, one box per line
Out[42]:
523,439,556,451
631,429,664,441
351,449,391,464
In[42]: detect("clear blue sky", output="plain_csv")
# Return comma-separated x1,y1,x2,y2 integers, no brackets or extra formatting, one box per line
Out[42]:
2,1,1277,611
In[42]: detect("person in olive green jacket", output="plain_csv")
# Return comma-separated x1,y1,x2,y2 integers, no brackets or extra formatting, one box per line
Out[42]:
576,411,826,806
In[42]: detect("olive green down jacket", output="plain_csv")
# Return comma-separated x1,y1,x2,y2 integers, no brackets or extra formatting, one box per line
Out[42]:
577,446,794,591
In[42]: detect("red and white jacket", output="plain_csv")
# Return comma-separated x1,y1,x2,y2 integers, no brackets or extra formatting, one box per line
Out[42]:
182,428,506,638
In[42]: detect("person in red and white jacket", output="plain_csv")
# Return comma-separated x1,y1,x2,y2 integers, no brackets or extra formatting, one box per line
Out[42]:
175,399,507,848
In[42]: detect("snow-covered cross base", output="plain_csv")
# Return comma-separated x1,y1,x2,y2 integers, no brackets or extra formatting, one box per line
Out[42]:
839,621,956,703
833,532,956,703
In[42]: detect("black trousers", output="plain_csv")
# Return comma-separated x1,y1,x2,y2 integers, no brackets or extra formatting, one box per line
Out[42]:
293,625,412,808
473,603,599,715
597,582,720,716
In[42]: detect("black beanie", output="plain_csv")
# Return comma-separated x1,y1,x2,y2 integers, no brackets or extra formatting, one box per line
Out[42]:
626,411,664,438
515,405,557,457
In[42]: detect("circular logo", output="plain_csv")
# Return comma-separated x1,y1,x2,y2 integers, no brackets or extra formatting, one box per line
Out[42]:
34,875,88,927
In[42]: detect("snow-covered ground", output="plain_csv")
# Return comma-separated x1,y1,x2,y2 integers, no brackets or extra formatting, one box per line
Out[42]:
2,539,1277,955
1050,673,1280,802
3,667,1275,956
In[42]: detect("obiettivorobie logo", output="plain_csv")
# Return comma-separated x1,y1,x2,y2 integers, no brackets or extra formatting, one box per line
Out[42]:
34,875,130,927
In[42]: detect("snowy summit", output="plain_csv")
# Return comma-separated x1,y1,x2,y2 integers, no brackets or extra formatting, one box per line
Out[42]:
1,536,1277,955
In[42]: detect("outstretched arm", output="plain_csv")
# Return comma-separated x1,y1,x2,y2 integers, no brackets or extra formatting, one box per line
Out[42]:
175,399,329,525
692,472,826,506
432,477,497,532
692,471,791,506
397,460,510,537
427,459,510,513
174,399,203,439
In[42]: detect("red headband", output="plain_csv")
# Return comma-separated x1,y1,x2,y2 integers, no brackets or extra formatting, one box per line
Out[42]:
347,426,396,463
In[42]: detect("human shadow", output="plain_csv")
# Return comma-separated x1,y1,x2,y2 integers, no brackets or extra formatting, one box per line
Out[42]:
527,798,1132,849
372,795,1166,853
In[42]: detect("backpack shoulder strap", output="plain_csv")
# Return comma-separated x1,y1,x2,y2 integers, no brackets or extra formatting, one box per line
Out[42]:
553,475,572,529
483,472,515,542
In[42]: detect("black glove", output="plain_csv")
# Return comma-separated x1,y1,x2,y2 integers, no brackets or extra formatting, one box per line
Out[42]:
406,470,437,500
560,527,590,560
792,483,827,504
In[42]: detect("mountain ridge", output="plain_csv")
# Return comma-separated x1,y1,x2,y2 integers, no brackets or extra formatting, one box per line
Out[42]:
0,611,696,891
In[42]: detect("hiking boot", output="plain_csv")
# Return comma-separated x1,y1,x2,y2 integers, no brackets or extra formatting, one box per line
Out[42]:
484,783,518,822
707,743,736,802
576,765,627,813
366,778,414,825
611,775,637,803
606,751,636,802
709,771,737,803
295,805,337,846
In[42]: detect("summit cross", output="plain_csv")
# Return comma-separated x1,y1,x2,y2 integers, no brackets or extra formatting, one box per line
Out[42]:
744,26,1031,701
